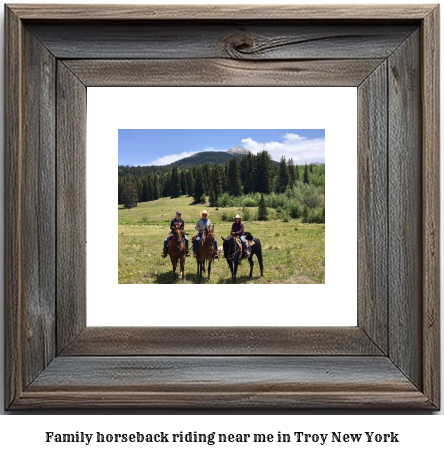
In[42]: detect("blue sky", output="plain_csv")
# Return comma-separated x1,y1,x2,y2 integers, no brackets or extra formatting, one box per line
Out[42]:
118,129,325,166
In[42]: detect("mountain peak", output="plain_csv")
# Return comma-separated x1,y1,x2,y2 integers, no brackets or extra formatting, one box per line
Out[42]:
227,146,250,155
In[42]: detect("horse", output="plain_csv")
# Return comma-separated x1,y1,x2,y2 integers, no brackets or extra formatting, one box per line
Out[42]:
166,225,186,281
221,232,263,283
195,225,216,280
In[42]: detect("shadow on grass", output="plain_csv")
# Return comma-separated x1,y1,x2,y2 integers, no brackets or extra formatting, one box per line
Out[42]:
152,265,262,284
153,269,216,284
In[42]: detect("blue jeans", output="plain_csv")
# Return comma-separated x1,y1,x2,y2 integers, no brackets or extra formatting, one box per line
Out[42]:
164,233,188,252
193,234,217,253
240,235,250,253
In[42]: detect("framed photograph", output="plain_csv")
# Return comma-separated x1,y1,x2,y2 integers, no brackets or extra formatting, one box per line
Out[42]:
5,4,440,409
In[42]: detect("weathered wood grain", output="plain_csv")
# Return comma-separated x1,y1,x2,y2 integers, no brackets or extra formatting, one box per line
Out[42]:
12,356,432,409
21,28,57,388
27,22,416,60
5,4,24,411
388,30,422,389
4,4,440,410
61,327,382,356
421,6,440,409
63,58,384,87
357,62,388,354
56,62,87,354
7,4,436,20
16,390,434,410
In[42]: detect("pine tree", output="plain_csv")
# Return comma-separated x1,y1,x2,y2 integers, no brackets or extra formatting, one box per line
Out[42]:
257,193,268,221
288,158,295,187
142,177,150,202
212,165,223,197
303,163,310,184
193,167,205,203
136,178,144,202
278,156,289,193
295,164,300,181
310,163,313,173
122,180,138,209
147,175,155,201
171,166,181,198
209,187,217,207
302,204,308,223
180,170,188,195
242,152,255,194
255,151,272,194
222,163,230,193
118,178,124,205
202,164,212,194
162,171,172,197
153,174,160,200
228,156,243,196
186,170,194,196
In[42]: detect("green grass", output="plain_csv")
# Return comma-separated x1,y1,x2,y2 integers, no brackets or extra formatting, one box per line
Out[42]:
118,196,325,284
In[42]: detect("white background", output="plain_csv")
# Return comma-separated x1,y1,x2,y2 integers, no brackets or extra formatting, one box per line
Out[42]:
0,0,442,443
87,87,357,326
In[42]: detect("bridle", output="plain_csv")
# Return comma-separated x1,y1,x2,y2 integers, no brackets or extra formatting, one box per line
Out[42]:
173,229,185,250
199,228,214,260
227,236,241,261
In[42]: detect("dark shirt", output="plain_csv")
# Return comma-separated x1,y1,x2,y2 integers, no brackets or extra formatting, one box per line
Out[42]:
170,218,184,231
231,222,245,236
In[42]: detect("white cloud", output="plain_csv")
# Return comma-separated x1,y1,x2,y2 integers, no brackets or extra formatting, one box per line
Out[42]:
140,147,222,166
241,133,325,164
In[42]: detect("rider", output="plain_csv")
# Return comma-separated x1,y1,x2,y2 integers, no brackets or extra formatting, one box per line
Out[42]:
162,211,189,258
231,214,250,257
194,210,218,258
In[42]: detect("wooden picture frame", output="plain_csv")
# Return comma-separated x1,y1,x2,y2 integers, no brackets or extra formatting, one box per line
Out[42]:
5,4,440,409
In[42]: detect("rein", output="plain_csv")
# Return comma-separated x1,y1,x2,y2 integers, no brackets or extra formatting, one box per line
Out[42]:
198,231,214,260
227,237,241,261
172,231,185,251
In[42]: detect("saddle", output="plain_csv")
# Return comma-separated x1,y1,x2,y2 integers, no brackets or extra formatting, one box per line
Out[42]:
244,232,255,249
191,234,204,249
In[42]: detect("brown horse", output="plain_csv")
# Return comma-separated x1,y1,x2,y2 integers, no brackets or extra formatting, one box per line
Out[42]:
167,225,186,281
195,225,216,280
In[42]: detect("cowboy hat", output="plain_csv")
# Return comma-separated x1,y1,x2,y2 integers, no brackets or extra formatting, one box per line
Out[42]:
234,214,241,219
201,210,209,216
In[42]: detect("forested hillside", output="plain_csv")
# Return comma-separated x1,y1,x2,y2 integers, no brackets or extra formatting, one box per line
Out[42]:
119,151,325,224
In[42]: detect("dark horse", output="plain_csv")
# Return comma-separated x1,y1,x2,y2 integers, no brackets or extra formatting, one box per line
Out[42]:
195,225,216,280
221,232,263,283
166,225,186,281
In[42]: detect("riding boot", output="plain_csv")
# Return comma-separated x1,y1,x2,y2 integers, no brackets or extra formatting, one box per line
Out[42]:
186,250,190,257
161,251,168,258
245,250,251,258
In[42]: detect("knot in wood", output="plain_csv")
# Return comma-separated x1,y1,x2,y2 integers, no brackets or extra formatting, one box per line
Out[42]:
224,34,255,59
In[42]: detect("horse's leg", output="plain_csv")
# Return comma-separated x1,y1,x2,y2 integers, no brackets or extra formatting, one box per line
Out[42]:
172,257,177,281
227,260,234,282
233,261,239,283
208,259,212,280
256,250,264,277
180,255,185,280
248,256,254,278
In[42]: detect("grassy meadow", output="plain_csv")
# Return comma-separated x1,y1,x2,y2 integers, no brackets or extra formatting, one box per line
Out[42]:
119,195,325,284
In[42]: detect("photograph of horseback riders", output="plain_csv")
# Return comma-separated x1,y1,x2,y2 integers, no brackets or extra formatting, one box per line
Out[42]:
118,129,325,284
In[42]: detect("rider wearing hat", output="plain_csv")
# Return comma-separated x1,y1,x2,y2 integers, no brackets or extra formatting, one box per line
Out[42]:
162,211,189,257
194,210,218,257
231,214,250,257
